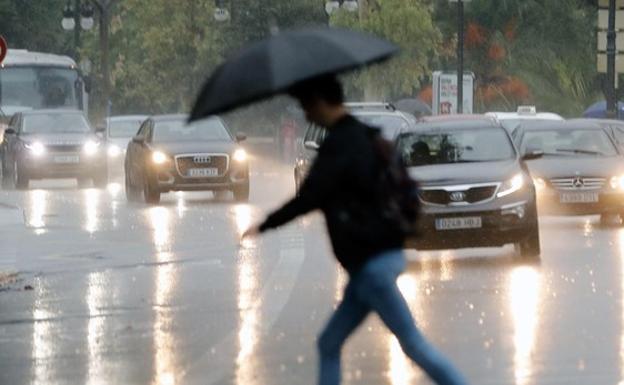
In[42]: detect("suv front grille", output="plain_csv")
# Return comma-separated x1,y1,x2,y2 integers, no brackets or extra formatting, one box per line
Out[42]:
175,154,228,177
419,185,498,205
550,177,605,191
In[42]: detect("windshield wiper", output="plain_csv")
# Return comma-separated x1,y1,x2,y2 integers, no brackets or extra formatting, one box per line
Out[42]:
555,148,605,156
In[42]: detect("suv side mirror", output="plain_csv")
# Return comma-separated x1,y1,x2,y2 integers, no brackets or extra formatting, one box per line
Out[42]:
4,128,16,136
95,124,106,134
304,141,320,151
132,136,145,144
235,133,247,142
522,150,543,161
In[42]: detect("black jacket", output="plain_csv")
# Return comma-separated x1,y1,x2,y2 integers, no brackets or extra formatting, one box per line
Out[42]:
259,114,405,272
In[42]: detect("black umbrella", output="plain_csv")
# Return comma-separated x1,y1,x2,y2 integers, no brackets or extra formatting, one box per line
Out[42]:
189,27,399,121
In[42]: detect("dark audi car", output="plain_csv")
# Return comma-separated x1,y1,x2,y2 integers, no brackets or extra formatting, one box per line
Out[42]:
398,116,540,258
513,120,624,224
124,115,249,204
1,109,107,189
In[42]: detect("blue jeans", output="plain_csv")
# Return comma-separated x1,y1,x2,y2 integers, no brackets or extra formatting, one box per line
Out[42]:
318,250,468,385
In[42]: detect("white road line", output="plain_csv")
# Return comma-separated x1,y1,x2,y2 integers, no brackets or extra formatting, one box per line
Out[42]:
182,223,305,385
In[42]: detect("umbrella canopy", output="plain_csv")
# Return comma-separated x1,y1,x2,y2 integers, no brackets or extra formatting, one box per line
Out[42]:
583,100,624,119
189,27,399,121
394,98,432,117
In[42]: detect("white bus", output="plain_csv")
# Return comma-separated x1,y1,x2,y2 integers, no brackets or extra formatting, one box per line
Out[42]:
0,49,89,117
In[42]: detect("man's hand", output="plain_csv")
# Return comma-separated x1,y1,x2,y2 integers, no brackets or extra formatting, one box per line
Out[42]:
241,224,261,240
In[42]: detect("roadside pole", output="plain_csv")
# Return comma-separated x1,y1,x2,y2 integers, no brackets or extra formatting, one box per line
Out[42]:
608,0,617,118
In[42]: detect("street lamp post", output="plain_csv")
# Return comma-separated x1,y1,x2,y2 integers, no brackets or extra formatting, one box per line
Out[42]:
450,0,468,114
607,0,617,118
61,0,95,60
324,0,359,15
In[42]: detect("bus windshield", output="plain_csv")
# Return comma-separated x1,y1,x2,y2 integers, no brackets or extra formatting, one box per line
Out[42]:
0,66,82,115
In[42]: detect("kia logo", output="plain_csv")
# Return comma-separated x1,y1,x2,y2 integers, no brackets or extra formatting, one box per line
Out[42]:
193,155,211,163
449,191,466,202
573,177,584,188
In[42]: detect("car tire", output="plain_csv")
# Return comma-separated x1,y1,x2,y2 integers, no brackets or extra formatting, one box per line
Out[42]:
214,190,230,200
13,161,29,190
233,182,250,202
125,172,141,202
93,169,108,189
143,173,161,204
518,216,541,260
602,213,621,227
1,161,12,189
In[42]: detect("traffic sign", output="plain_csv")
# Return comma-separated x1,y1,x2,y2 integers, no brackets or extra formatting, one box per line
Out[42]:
597,53,624,73
0,36,7,65
599,9,624,29
598,31,624,52
599,0,624,8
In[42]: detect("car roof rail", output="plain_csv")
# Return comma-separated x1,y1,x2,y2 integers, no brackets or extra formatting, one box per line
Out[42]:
345,102,396,112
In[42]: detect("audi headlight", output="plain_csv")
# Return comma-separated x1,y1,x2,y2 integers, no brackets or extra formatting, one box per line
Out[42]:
152,151,169,165
232,148,248,162
498,174,525,198
83,140,100,156
108,144,122,158
25,142,45,156
610,175,624,190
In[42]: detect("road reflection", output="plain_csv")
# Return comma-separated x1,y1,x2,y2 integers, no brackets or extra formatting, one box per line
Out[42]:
86,272,110,385
31,277,55,385
618,230,624,384
233,204,263,385
148,207,179,385
508,266,542,385
83,188,101,234
28,189,48,234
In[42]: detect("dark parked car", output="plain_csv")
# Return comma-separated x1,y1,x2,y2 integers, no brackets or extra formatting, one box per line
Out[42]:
512,120,624,224
397,115,541,258
294,102,415,191
1,109,107,189
124,114,249,204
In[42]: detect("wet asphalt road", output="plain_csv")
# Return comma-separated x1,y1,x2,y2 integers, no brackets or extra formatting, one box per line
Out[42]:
1,158,624,385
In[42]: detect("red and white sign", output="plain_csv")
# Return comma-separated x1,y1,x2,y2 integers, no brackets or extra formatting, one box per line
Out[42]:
0,36,7,65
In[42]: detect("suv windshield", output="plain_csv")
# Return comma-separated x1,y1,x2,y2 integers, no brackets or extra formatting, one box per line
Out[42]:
109,119,144,138
153,117,231,142
520,129,618,157
398,127,515,166
355,114,409,140
23,113,91,134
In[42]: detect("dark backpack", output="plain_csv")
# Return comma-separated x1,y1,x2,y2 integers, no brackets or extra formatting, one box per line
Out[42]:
369,130,421,236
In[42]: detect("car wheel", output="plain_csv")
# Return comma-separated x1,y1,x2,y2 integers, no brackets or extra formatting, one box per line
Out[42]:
602,213,621,227
13,161,29,190
93,168,108,189
518,216,540,261
214,190,230,200
125,172,141,202
143,173,161,204
233,182,250,202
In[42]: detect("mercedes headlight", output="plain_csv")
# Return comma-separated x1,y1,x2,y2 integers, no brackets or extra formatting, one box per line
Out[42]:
108,144,122,158
498,174,525,198
83,140,100,156
610,175,624,190
152,151,169,165
25,142,45,157
232,148,248,162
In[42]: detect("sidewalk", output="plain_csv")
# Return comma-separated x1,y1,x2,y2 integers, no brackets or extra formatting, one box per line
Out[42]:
0,203,24,287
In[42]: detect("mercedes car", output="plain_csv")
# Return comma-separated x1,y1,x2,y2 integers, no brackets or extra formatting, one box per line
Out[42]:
512,120,624,224
397,115,541,259
1,109,107,189
102,115,148,177
124,114,249,204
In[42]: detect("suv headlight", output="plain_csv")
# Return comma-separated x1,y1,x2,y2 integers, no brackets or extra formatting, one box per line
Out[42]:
83,140,100,156
152,151,169,165
498,174,525,198
232,148,247,162
25,142,46,156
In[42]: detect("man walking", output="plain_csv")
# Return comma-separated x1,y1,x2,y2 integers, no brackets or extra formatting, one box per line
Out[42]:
243,75,468,385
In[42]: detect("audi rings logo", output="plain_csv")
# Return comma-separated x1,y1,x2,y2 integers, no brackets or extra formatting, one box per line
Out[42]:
573,177,584,188
449,191,466,202
193,155,212,164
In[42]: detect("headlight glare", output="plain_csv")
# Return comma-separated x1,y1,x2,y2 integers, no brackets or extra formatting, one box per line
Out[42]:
233,148,247,162
497,174,525,198
25,142,46,156
152,151,168,164
108,144,122,158
610,175,624,190
83,140,100,156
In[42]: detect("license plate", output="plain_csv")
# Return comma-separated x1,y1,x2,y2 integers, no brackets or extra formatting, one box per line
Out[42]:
435,216,482,231
188,168,219,177
54,155,79,164
560,192,599,203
